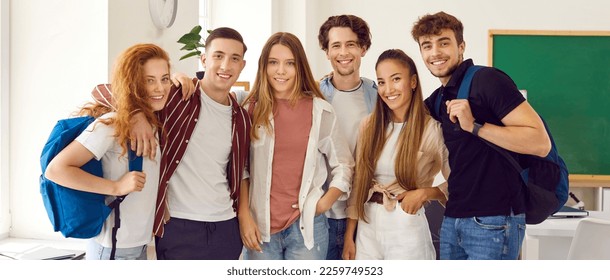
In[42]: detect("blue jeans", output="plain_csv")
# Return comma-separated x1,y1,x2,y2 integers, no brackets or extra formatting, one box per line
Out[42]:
244,214,329,260
440,213,526,260
326,218,346,260
85,239,147,260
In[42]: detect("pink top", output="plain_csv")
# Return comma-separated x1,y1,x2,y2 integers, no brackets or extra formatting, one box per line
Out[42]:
270,98,313,234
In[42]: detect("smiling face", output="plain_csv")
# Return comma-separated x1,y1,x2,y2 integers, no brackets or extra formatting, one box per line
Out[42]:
376,59,417,123
266,44,297,99
325,27,367,78
417,28,465,85
143,58,171,111
201,38,246,93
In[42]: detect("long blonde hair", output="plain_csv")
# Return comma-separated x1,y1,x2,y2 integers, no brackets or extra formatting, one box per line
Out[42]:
243,32,325,140
353,49,430,221
78,44,169,158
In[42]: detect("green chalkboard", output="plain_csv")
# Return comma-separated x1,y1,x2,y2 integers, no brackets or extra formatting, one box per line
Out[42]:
490,31,610,176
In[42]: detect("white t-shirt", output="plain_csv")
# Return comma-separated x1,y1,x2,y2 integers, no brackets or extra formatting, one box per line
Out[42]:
76,112,160,248
167,90,235,222
326,84,368,219
375,122,404,186
330,85,368,155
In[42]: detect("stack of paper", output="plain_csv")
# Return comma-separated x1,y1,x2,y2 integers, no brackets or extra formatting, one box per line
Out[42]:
0,243,82,260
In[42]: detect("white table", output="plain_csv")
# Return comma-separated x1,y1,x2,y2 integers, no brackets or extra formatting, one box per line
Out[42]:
522,211,610,259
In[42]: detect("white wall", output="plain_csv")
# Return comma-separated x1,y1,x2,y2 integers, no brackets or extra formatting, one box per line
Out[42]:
209,0,273,86
9,0,109,240
7,0,197,240
0,0,10,238
108,0,199,78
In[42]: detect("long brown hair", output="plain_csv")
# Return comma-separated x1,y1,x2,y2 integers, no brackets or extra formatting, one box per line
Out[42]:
353,49,430,221
78,44,169,158
243,32,325,140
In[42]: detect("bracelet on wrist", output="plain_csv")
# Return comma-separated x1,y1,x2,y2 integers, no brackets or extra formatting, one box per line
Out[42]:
472,122,483,137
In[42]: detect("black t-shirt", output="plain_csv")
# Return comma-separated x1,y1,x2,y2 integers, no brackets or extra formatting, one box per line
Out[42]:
424,59,526,218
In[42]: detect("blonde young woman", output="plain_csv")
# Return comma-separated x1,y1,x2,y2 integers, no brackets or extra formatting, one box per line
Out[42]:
238,32,354,260
45,44,170,260
343,49,450,260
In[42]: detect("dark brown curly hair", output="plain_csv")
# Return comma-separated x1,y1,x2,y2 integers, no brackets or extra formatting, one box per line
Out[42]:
411,11,464,45
318,14,372,51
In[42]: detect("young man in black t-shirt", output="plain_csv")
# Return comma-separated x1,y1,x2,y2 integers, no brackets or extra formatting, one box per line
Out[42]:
411,11,552,260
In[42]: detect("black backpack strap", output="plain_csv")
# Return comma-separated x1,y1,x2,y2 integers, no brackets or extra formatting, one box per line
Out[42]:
108,196,125,260
457,65,528,183
480,139,527,182
433,91,443,119
108,148,143,260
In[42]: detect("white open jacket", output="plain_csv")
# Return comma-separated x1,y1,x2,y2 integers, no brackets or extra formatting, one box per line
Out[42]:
247,97,354,249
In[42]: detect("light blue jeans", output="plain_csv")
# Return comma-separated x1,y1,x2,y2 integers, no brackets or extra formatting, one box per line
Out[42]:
440,213,526,260
86,239,148,260
244,214,329,260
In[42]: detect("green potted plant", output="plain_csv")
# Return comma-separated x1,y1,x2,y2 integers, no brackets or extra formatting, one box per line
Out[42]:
177,25,210,61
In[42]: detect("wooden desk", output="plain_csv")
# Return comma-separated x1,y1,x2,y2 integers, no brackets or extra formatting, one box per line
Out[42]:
522,211,610,259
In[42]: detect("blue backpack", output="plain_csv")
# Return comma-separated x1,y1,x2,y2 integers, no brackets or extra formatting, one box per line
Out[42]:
435,65,569,224
40,115,142,258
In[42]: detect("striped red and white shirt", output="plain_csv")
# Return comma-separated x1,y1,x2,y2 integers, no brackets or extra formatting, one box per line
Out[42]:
92,79,251,237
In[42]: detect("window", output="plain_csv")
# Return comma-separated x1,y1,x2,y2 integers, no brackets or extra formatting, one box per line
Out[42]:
198,0,211,32
197,0,210,71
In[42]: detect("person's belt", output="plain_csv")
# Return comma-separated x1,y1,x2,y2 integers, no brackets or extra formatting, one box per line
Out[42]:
367,192,385,204
367,192,403,205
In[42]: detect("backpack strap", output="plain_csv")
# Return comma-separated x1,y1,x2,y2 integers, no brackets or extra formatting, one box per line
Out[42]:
433,90,443,119
457,65,484,100
480,138,527,182
457,65,528,182
108,148,143,260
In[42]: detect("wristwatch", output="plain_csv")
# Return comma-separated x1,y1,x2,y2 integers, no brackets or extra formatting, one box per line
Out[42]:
472,122,484,137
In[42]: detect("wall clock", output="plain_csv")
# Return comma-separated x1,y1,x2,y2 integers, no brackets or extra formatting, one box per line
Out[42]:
149,0,177,29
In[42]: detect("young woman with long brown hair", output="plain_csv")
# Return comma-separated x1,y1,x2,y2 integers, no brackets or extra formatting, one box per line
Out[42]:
238,32,354,260
343,49,449,260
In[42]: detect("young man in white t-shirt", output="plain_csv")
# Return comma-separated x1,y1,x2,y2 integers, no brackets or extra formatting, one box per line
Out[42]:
317,15,377,260
93,28,251,260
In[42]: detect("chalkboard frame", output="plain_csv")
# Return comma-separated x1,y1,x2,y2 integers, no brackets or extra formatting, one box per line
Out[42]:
488,30,610,187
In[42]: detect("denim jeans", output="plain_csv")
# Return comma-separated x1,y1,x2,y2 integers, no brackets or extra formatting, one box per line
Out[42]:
85,239,147,260
244,214,329,260
326,218,346,260
440,213,526,260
